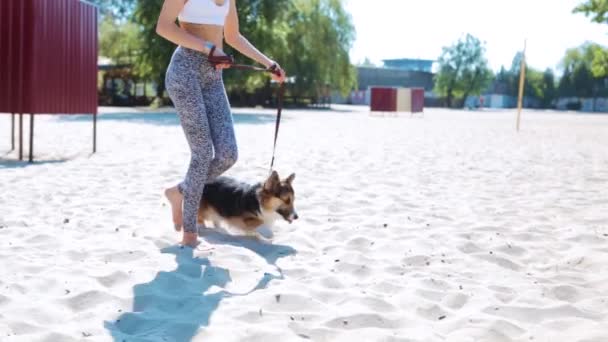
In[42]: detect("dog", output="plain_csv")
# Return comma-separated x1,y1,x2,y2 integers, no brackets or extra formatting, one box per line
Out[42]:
197,171,298,234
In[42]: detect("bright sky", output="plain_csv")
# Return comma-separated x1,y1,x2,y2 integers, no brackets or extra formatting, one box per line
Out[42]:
346,0,608,72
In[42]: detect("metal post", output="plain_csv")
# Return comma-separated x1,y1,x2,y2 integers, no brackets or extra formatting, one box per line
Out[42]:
516,40,527,132
18,113,23,160
93,113,97,153
11,113,15,151
29,114,34,163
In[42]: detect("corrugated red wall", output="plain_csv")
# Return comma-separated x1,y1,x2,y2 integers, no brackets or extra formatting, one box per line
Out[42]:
0,0,98,115
370,87,397,112
411,88,425,113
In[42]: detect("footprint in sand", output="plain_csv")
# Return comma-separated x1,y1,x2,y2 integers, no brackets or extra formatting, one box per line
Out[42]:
63,290,121,312
416,303,448,321
415,288,445,302
96,271,130,288
550,285,581,303
474,253,523,271
442,293,469,310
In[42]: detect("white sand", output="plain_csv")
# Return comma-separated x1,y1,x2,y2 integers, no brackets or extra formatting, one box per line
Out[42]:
0,107,607,342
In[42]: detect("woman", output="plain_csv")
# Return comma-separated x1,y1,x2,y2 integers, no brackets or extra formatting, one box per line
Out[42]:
156,0,286,247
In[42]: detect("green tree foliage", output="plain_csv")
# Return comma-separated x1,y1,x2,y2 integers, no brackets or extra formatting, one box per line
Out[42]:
222,0,291,96
492,53,556,108
131,0,176,98
573,2,608,78
99,15,142,65
434,34,493,107
508,53,550,105
559,43,605,98
96,0,356,103
542,69,557,108
284,0,357,99
508,52,524,96
574,0,608,24
90,0,134,19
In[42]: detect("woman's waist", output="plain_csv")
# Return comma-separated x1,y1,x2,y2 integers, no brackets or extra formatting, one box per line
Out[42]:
168,46,223,83
179,22,224,48
171,46,214,70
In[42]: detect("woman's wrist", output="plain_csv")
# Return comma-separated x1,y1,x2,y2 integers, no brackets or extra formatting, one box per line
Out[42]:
263,58,276,68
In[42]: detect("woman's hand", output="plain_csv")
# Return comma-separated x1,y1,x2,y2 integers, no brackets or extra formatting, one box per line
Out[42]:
268,62,286,83
208,46,233,70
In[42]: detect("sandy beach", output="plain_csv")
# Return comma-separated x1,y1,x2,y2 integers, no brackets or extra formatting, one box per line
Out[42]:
0,106,607,342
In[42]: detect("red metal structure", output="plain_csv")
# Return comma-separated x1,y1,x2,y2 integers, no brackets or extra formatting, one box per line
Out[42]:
370,86,425,115
411,88,425,113
370,87,397,112
0,0,98,162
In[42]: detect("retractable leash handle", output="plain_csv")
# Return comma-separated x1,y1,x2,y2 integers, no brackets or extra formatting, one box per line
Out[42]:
207,46,285,173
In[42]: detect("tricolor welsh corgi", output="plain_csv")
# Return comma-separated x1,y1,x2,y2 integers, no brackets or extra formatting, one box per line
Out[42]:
196,171,298,233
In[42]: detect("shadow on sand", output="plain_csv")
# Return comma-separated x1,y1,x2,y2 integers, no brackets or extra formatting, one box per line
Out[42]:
58,112,283,127
0,157,71,169
104,230,296,342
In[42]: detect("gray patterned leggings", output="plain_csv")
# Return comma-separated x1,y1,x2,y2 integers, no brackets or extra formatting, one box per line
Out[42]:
165,46,238,233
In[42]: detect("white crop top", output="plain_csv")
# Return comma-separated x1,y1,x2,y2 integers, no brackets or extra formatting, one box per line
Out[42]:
178,0,230,26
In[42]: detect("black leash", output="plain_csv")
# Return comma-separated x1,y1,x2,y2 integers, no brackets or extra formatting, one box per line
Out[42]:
208,47,284,173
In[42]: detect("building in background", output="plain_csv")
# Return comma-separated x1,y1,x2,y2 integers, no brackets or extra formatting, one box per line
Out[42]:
336,58,437,106
382,58,434,72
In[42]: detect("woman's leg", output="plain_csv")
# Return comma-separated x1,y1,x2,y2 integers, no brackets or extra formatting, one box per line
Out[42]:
165,49,213,243
174,96,212,236
203,73,238,180
172,65,237,234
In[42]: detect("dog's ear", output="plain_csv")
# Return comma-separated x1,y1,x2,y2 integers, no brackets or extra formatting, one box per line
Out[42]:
264,171,280,191
286,173,296,184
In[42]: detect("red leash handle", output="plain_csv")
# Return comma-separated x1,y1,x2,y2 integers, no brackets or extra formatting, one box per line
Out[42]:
206,45,234,65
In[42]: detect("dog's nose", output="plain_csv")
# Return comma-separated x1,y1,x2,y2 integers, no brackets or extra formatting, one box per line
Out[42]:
294,213,299,220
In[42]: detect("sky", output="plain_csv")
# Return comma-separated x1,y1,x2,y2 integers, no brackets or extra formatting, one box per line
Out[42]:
345,0,608,72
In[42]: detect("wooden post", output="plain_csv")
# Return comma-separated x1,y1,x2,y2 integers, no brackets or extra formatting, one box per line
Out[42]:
18,113,23,160
516,40,527,132
11,113,15,151
29,114,34,163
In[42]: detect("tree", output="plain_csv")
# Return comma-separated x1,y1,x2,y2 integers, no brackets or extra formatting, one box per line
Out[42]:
222,0,292,98
225,0,356,102
99,15,142,65
508,53,545,105
508,52,524,96
573,0,608,24
542,69,557,108
112,0,355,105
573,2,608,79
130,0,292,99
559,43,604,98
284,0,357,100
434,34,493,108
90,0,134,19
494,53,556,109
130,0,176,99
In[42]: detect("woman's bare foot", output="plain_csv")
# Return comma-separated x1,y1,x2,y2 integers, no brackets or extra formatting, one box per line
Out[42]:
181,231,199,247
164,186,183,231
